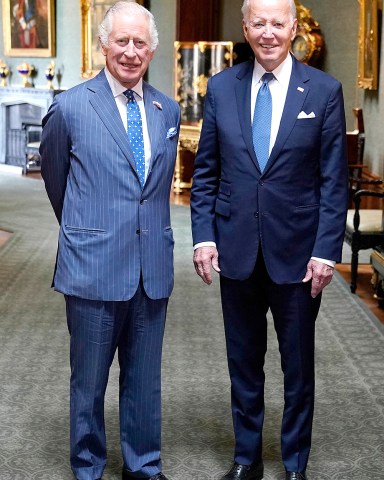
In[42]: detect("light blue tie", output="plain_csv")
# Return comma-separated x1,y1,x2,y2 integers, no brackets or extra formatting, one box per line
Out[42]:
252,72,274,172
124,89,145,188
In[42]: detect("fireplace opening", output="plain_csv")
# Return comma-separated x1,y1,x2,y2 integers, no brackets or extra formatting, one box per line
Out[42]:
5,102,43,169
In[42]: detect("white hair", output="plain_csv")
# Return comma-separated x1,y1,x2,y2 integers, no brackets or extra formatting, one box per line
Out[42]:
98,1,159,52
241,0,297,22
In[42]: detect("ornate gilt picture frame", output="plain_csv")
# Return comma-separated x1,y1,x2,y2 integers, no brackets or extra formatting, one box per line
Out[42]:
80,0,146,78
358,0,378,90
2,0,55,57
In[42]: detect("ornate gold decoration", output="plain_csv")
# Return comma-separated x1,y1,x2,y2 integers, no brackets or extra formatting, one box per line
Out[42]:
17,62,34,87
358,0,378,90
193,75,209,97
292,2,324,65
81,0,93,78
45,61,55,89
174,124,202,194
0,59,9,87
198,43,206,54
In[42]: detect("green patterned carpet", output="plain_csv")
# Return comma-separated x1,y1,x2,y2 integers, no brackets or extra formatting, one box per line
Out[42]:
0,173,383,480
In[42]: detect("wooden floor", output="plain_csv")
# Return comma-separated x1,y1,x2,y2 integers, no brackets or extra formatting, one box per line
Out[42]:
1,173,383,325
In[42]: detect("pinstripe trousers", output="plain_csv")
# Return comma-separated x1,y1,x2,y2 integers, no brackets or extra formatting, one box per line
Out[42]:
65,281,168,480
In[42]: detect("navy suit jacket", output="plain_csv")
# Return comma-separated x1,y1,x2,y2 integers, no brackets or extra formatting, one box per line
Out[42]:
191,56,348,283
41,70,180,301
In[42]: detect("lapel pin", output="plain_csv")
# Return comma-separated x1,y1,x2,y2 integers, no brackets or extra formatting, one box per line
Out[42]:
297,87,304,92
153,101,163,110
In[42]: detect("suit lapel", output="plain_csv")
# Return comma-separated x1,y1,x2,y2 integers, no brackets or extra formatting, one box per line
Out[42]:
235,61,259,170
87,71,137,174
143,82,164,173
265,57,310,171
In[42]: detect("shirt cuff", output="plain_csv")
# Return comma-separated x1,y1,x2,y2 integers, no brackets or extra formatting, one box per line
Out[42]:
194,241,216,250
311,257,335,268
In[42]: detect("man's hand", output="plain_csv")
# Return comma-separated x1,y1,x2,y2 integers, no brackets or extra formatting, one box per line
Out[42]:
302,259,334,298
193,246,220,285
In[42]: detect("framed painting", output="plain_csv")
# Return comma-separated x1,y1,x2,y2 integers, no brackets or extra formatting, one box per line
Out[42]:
358,0,379,90
80,0,148,79
2,0,55,57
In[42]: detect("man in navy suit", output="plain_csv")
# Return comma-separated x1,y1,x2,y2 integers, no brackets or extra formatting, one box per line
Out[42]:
191,0,348,479
40,2,180,480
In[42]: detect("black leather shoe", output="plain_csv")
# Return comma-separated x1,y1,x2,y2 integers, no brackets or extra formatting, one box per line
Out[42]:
220,461,264,480
285,472,307,480
122,470,169,480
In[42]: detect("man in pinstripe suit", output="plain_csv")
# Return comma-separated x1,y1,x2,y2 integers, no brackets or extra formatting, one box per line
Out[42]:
40,3,180,480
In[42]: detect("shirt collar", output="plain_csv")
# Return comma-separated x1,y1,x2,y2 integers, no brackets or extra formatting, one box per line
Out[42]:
252,53,292,89
104,67,144,100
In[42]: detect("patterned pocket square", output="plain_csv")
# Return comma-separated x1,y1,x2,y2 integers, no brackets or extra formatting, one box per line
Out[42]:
166,127,178,138
297,111,316,119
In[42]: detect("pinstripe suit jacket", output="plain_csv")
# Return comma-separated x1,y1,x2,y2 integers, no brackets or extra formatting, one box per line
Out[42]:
40,70,180,301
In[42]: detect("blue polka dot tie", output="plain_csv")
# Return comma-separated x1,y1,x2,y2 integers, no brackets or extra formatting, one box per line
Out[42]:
124,89,145,188
252,72,274,172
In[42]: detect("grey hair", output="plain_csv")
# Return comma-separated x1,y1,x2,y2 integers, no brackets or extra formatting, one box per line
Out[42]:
98,1,159,52
241,0,297,22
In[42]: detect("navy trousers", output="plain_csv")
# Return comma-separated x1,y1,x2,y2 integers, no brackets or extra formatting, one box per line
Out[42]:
65,282,168,480
220,253,321,472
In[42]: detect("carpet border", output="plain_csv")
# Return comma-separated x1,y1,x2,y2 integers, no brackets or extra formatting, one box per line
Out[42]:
333,269,384,336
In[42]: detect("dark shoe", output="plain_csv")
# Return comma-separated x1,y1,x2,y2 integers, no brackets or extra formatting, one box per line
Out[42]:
285,472,307,480
220,461,264,480
122,470,169,480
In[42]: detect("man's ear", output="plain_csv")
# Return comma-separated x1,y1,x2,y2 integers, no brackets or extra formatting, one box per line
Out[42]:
242,19,249,43
100,37,107,56
291,18,298,41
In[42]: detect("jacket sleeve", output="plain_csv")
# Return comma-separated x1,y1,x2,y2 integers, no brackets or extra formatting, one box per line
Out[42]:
39,98,71,224
312,81,349,262
190,77,221,246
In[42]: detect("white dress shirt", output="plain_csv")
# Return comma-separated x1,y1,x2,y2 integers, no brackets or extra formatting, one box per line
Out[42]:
104,67,151,181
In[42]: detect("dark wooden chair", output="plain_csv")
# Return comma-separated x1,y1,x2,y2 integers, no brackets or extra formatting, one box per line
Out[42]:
345,187,384,293
370,246,384,307
346,108,366,206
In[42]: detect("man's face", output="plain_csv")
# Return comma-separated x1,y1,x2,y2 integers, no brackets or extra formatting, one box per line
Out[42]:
243,0,297,71
101,12,155,89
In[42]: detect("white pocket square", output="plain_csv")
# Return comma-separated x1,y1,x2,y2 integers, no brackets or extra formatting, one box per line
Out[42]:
166,127,178,138
297,111,316,119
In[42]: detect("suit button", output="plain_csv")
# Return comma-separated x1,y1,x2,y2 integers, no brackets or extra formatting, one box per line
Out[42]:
254,212,259,218
140,199,145,204
136,229,140,235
